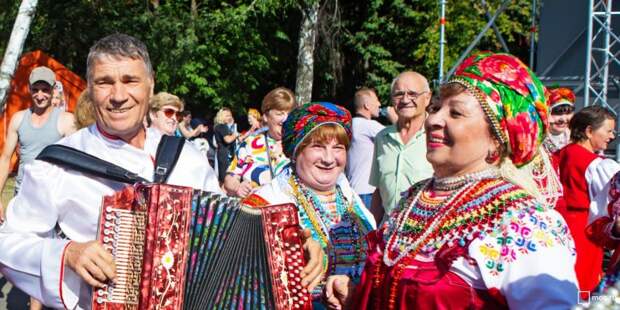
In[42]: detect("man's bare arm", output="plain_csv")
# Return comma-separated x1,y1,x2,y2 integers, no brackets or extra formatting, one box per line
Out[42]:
0,112,24,220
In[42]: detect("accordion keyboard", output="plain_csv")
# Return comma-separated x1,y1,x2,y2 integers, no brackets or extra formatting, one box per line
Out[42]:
97,207,147,306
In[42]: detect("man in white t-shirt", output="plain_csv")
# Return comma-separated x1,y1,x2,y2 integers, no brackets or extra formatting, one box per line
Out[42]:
345,88,395,209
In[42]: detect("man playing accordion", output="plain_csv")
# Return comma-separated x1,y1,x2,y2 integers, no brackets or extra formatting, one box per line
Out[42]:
0,34,324,309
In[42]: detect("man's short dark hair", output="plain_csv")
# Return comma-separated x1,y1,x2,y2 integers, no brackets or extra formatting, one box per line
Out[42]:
353,87,376,111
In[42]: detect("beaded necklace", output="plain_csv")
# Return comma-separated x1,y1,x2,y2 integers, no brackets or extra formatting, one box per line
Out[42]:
288,173,367,280
383,180,476,266
384,168,502,266
432,168,500,191
375,175,531,310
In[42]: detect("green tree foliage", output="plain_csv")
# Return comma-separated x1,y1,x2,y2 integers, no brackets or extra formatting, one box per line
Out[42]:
0,0,534,114
331,0,533,103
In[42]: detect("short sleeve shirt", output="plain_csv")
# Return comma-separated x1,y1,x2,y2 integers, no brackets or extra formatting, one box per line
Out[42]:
214,124,235,155
369,125,433,216
346,117,385,195
227,133,290,187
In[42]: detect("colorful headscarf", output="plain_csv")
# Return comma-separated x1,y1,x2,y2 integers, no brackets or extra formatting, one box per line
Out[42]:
282,102,352,158
448,52,549,167
548,87,575,111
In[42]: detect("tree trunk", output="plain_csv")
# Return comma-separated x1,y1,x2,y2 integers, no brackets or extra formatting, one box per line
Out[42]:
0,0,38,110
191,0,198,19
294,0,319,105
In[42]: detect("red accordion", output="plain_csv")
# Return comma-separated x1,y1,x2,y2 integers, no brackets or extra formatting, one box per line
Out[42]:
92,183,312,310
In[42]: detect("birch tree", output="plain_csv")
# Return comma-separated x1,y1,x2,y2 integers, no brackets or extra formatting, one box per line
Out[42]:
0,0,38,110
294,0,319,105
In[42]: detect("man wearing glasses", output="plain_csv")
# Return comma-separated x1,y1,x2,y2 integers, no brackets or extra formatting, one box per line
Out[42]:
544,87,576,152
368,71,434,223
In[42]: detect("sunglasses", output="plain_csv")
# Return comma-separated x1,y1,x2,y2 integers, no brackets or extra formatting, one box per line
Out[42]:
551,105,574,115
550,119,569,125
161,108,182,119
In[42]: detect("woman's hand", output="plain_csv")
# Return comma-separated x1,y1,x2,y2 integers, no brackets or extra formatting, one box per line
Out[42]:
235,180,253,198
300,229,325,291
324,275,355,310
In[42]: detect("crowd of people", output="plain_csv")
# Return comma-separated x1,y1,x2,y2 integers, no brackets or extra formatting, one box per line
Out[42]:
1,33,620,309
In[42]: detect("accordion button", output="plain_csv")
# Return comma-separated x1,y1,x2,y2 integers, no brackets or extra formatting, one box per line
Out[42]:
97,297,104,304
106,207,112,213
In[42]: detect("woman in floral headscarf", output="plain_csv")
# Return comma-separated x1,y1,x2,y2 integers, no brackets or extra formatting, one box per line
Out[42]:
323,52,578,309
243,102,376,306
543,87,576,152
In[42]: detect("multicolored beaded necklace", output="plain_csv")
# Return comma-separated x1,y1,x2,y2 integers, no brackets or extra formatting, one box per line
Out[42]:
288,173,366,280
383,168,501,266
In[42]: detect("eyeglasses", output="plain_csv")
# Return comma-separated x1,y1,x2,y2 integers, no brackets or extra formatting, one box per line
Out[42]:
392,90,428,100
161,108,182,119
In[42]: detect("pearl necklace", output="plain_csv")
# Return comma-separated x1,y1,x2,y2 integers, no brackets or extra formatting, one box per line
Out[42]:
432,167,500,191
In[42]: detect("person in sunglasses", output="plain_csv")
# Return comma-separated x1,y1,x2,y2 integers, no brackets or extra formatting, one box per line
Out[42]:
543,87,575,152
148,92,184,136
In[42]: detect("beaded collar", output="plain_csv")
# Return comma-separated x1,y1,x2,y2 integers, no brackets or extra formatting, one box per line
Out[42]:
432,168,500,191
383,177,529,267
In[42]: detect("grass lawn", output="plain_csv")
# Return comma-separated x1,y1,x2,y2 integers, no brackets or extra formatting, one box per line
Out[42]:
1,177,14,208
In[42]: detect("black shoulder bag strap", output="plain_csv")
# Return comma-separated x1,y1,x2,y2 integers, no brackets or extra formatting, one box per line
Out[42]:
153,135,185,183
36,135,185,184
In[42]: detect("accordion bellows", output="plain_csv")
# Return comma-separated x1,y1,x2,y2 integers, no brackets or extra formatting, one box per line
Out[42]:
92,184,312,309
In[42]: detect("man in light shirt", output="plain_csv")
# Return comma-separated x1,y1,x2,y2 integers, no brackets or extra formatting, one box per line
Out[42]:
0,34,221,309
369,71,434,223
346,88,395,209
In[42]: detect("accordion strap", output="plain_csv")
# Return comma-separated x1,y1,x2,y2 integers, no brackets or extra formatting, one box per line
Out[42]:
153,135,185,183
36,135,185,184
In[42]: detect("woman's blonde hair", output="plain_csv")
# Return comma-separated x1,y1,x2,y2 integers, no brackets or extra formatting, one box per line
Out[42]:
248,108,261,122
149,92,184,112
214,107,232,125
74,90,96,129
